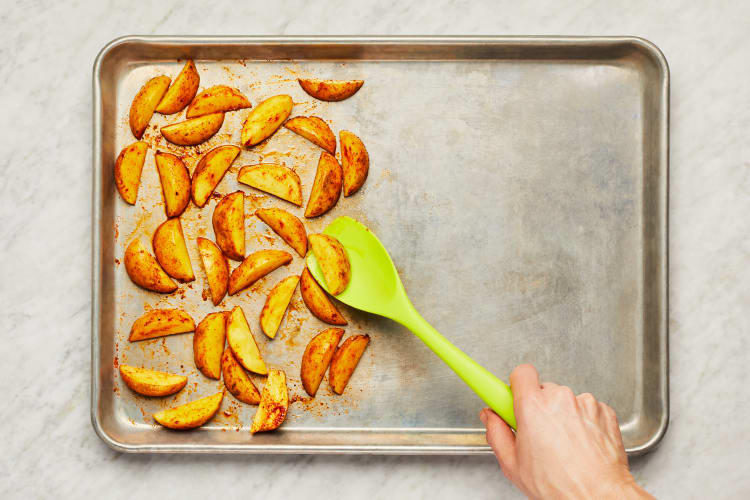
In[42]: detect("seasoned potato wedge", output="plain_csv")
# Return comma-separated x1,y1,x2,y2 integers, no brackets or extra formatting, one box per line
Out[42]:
193,312,227,380
238,164,302,206
114,141,148,204
186,85,252,118
119,365,187,397
228,249,293,295
212,191,245,261
155,59,200,115
284,116,336,153
304,152,342,218
221,347,261,405
329,334,370,394
300,267,347,325
298,78,363,102
161,112,224,146
196,237,229,305
308,233,351,295
129,308,195,341
124,239,177,293
250,369,288,433
153,392,224,430
340,130,369,196
152,218,194,282
129,75,171,139
255,207,307,256
226,306,267,375
154,151,191,217
260,275,300,339
240,94,293,147
191,145,241,207
301,328,344,396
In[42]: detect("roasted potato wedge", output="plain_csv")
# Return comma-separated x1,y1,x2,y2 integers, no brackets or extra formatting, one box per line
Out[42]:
228,249,293,295
300,267,347,325
238,164,303,206
212,191,245,261
298,78,363,102
161,112,224,146
340,130,369,196
250,369,288,433
260,275,300,339
301,328,344,396
330,334,370,394
129,308,195,341
226,306,267,375
119,365,187,397
153,392,224,430
193,312,227,380
124,239,177,293
155,59,200,115
154,151,191,217
186,85,252,118
308,233,351,295
255,207,307,256
196,237,229,305
114,141,148,204
284,116,336,153
152,218,194,282
129,75,171,139
221,348,261,405
304,152,342,218
191,145,241,207
240,94,293,147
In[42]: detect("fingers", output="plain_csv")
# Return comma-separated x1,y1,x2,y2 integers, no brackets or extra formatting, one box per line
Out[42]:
577,392,599,420
480,408,518,478
510,364,540,405
599,402,628,466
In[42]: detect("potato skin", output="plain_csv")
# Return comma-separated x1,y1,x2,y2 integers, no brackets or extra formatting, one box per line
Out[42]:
196,237,229,305
340,130,369,196
186,85,252,118
226,306,267,375
160,112,224,146
155,59,200,114
298,78,364,102
152,218,195,282
193,312,227,380
191,145,241,207
221,348,261,405
153,392,224,430
129,75,171,139
114,141,148,204
304,152,343,218
119,365,187,397
284,116,336,153
299,268,347,325
124,239,178,293
238,164,303,206
301,328,344,396
255,207,307,256
129,308,195,341
154,152,191,218
260,275,299,339
240,94,293,147
212,191,245,261
329,334,370,394
250,369,288,433
308,233,351,295
228,249,293,295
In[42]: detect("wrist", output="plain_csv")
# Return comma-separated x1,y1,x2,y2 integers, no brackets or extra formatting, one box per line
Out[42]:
596,471,653,500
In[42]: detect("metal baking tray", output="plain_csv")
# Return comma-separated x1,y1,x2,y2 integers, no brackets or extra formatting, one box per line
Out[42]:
92,36,668,454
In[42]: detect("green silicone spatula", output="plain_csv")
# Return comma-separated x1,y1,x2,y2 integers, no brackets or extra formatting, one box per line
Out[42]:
306,216,516,429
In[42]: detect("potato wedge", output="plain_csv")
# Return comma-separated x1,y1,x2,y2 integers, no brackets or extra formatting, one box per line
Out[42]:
308,233,351,295
196,237,229,305
212,191,245,261
161,112,224,146
250,369,288,433
152,218,194,282
221,348,261,405
191,145,241,207
119,365,187,397
153,392,224,430
255,207,307,257
228,249,293,296
114,141,148,204
186,85,252,118
304,152,342,218
129,75,171,139
298,78,363,102
260,275,300,339
301,328,344,396
340,130,369,196
193,312,227,380
129,308,195,341
124,239,177,293
238,164,303,206
226,306,267,375
300,267,347,325
284,116,336,153
329,334,370,394
154,151,191,217
155,59,200,115
240,94,293,147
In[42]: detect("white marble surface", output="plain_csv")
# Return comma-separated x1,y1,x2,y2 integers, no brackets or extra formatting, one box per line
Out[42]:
1,1,748,498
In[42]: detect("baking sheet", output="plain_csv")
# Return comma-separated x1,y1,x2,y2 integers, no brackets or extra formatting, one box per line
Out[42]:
92,36,669,454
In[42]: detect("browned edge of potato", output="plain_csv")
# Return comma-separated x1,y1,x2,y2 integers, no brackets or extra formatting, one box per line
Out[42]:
124,239,178,293
284,116,336,154
161,112,225,146
301,328,344,396
191,145,241,207
308,233,351,295
152,218,195,282
196,237,229,305
221,347,261,405
329,334,370,394
156,59,200,115
237,164,303,206
119,365,187,397
193,311,227,379
129,75,171,139
304,151,342,218
226,306,267,375
228,249,293,296
300,267,347,325
114,141,148,204
240,94,293,147
212,191,245,261
129,308,195,341
298,78,364,102
250,369,288,433
255,207,307,257
154,151,191,218
153,391,224,430
187,85,252,118
260,275,300,339
339,130,369,196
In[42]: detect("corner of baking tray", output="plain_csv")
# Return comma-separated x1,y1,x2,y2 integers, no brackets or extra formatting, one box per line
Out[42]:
622,36,670,85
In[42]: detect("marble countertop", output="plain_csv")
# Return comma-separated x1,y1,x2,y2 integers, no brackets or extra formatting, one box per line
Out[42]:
1,1,748,498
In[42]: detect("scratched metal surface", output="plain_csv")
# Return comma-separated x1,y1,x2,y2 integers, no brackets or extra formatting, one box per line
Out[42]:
92,36,668,454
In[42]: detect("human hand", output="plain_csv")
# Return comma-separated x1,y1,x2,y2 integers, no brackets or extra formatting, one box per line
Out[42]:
480,364,654,499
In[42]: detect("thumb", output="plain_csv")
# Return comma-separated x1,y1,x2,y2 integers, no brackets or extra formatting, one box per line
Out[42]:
481,408,517,477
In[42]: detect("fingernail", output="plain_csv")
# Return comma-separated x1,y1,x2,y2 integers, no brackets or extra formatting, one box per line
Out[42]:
479,408,489,424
